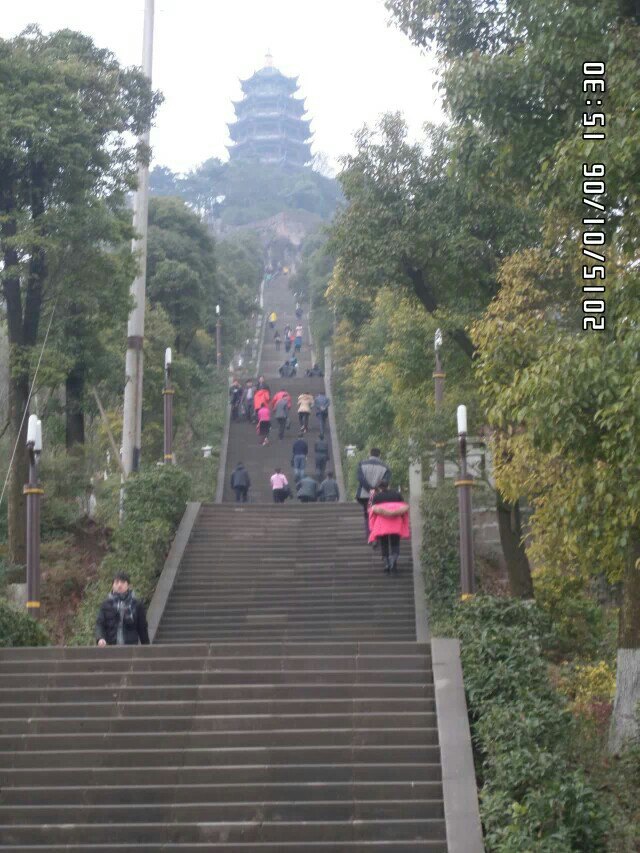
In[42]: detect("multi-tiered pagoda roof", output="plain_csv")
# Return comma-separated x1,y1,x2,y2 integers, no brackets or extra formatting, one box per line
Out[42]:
227,54,312,167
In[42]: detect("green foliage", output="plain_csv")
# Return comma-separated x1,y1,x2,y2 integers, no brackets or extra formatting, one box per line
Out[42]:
450,596,610,851
70,465,190,645
422,484,460,626
0,599,49,647
533,564,605,660
150,160,341,225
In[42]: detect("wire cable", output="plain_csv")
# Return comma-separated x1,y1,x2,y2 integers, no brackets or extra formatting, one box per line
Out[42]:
0,296,58,510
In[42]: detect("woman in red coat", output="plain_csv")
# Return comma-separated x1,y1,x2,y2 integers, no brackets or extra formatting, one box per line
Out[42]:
368,486,410,574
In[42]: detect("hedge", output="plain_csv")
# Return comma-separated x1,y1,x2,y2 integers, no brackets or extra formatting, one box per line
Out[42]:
70,464,191,645
0,599,50,647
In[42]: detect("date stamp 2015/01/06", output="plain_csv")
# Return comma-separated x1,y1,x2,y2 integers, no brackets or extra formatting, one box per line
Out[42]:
582,61,606,332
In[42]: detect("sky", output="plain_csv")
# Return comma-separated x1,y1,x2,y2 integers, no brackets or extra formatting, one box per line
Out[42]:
2,0,444,175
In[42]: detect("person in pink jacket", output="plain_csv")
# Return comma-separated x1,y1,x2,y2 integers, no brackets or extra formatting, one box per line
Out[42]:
368,485,410,574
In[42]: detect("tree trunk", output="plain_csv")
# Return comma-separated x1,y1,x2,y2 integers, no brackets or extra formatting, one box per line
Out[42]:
496,492,534,598
609,526,640,753
7,370,29,566
65,366,86,448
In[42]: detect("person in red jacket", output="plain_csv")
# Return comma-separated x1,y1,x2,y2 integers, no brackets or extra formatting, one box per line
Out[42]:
368,485,410,574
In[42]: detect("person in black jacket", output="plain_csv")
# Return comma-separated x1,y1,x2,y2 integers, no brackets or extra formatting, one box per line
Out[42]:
291,437,308,482
314,437,330,478
356,449,391,541
230,462,251,502
96,572,149,646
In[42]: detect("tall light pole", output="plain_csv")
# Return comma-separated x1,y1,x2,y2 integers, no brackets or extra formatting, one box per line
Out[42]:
455,405,475,598
163,348,174,465
122,0,155,476
433,328,446,486
25,415,43,619
216,304,222,371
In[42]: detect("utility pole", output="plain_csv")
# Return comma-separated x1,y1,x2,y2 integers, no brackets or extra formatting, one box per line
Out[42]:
122,0,155,476
433,329,445,486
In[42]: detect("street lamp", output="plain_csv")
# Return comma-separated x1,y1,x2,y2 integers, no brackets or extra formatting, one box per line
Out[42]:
433,328,446,485
216,304,222,370
163,347,174,464
25,415,43,618
455,404,475,598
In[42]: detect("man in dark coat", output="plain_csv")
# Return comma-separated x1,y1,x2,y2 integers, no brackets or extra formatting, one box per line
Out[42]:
318,471,340,502
230,462,251,502
96,572,149,646
314,437,330,478
291,437,308,482
297,475,318,503
356,448,391,541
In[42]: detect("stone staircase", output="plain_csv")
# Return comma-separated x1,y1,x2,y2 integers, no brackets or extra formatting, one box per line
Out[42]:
0,642,445,851
0,271,473,851
154,504,416,643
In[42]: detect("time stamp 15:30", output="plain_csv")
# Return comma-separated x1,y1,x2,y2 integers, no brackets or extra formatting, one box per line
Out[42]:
582,62,606,332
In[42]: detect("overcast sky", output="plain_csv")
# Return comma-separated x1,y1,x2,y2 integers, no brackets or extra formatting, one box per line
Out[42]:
2,0,444,175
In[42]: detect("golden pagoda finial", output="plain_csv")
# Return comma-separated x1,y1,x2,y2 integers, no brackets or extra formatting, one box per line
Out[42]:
265,49,274,68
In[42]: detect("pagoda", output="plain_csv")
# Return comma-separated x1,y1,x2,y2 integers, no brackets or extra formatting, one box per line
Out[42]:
227,52,312,167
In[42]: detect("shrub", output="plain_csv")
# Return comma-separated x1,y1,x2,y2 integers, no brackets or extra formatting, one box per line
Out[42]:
449,596,610,851
0,599,50,647
422,483,460,627
70,464,191,645
533,563,605,658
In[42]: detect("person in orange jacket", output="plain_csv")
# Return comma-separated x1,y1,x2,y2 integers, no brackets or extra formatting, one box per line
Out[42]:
253,386,270,415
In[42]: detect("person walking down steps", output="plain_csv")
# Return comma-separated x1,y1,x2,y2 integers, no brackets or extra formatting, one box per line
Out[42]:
257,401,271,446
368,484,410,574
356,448,391,541
230,462,251,503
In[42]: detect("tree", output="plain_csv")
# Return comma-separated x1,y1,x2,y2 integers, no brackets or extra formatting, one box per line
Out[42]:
328,114,538,596
147,198,218,356
0,27,159,562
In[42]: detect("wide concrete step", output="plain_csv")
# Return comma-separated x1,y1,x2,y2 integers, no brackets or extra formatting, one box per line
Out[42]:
0,844,446,853
0,642,428,659
2,762,443,788
0,670,430,688
2,726,439,752
0,780,444,805
1,711,437,735
0,818,446,845
0,698,436,717
0,799,444,823
0,654,429,673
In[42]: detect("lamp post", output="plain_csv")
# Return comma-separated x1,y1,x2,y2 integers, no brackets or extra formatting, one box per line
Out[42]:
163,347,174,464
25,415,43,618
455,405,475,598
433,328,446,486
216,304,222,371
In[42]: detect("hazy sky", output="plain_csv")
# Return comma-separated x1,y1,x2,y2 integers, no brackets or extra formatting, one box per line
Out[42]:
2,1,444,175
